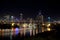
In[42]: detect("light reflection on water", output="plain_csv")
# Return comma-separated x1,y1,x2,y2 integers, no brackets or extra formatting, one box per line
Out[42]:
15,28,19,35
0,28,39,37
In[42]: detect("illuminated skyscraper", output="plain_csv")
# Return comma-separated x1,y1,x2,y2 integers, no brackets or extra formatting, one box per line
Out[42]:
11,16,14,22
48,17,51,23
36,11,44,25
4,15,10,23
20,13,23,20
36,11,44,33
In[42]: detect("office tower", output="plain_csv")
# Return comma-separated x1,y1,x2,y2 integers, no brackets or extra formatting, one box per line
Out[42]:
20,13,23,20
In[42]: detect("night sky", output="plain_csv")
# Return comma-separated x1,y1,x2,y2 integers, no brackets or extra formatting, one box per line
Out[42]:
0,0,60,19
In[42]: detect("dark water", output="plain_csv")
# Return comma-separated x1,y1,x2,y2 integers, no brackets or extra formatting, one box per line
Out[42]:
0,31,59,40
0,23,60,40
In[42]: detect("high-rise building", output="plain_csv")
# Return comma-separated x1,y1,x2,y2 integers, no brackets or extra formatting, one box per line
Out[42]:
4,15,10,23
11,16,14,22
36,11,44,33
20,13,23,20
36,12,44,24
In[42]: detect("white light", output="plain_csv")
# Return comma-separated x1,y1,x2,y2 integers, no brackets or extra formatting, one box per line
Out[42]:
29,23,32,29
23,23,28,28
47,23,51,27
42,24,45,26
11,16,14,19
11,23,15,26
47,28,51,31
17,23,20,26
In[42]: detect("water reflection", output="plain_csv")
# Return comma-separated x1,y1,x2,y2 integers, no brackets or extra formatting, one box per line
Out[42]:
0,28,39,37
15,28,19,35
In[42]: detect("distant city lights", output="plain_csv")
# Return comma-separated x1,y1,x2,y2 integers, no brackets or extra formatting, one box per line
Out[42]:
47,23,51,27
0,12,55,37
15,28,19,35
47,28,51,31
11,23,15,26
22,23,28,28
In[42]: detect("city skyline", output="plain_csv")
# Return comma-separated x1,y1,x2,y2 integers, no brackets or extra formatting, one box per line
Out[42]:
0,0,60,18
0,0,60,40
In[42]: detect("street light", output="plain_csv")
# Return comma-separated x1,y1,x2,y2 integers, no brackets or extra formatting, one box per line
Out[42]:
22,23,28,28
47,28,51,31
47,23,51,27
11,23,15,26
